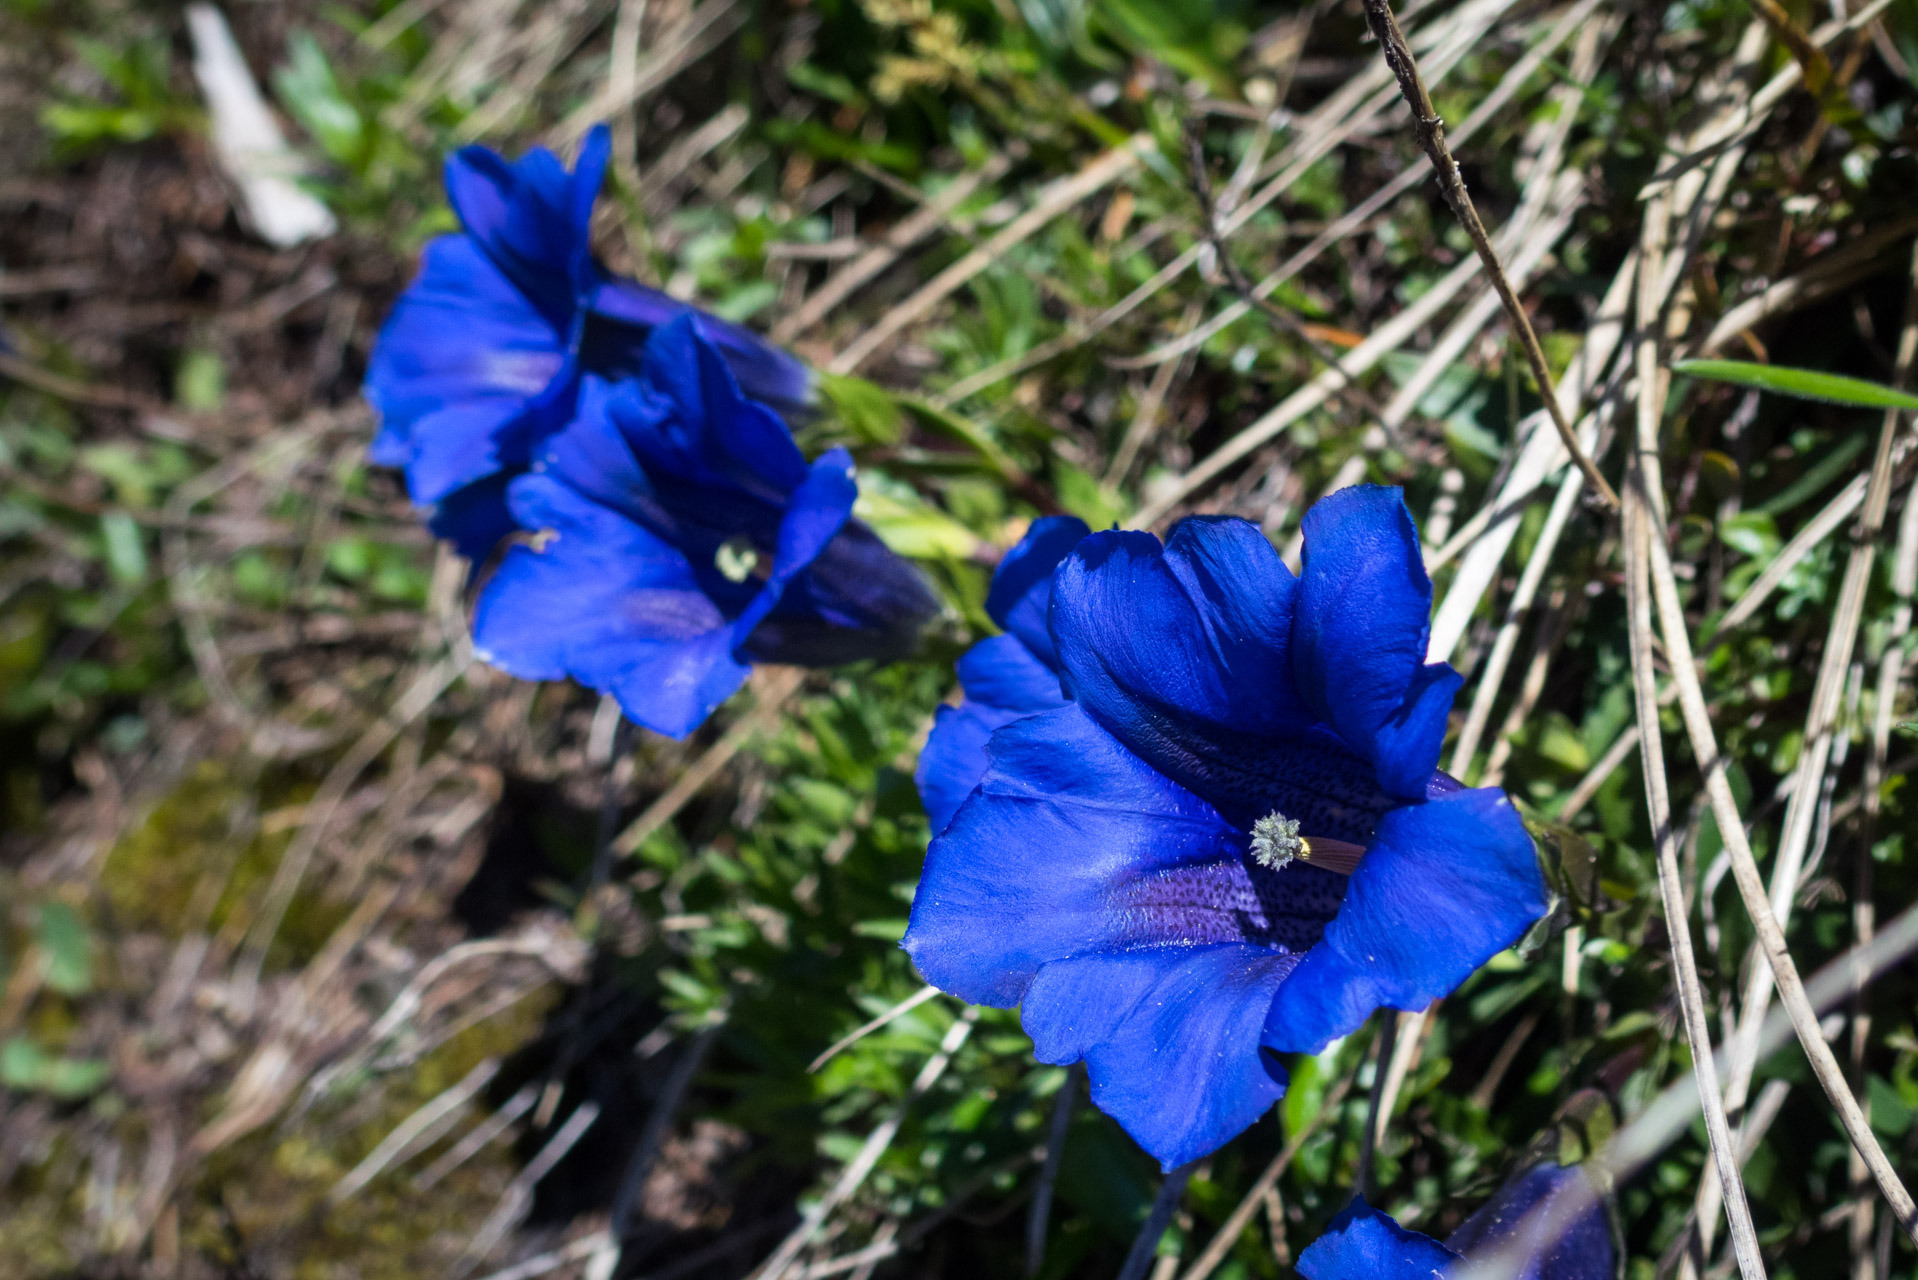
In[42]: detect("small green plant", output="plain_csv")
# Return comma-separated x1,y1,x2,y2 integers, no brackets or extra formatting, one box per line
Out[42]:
40,33,200,155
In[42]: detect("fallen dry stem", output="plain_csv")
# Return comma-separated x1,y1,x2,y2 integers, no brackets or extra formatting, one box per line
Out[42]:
1637,481,1918,1245
1624,467,1767,1280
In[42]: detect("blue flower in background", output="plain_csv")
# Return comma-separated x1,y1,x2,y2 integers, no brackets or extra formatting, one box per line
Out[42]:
470,315,938,738
1297,1162,1613,1280
902,486,1547,1168
364,124,811,559
914,514,1089,833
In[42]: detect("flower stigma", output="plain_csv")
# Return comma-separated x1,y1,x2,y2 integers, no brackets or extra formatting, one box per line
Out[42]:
1250,812,1303,869
1249,810,1365,876
716,537,761,583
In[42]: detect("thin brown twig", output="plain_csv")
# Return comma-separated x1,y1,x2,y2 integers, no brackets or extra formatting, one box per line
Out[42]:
1358,0,1618,511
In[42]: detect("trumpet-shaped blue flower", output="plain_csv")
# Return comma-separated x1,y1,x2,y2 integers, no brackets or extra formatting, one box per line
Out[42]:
364,124,811,558
914,515,1089,833
470,314,938,738
1297,1162,1613,1280
902,487,1547,1168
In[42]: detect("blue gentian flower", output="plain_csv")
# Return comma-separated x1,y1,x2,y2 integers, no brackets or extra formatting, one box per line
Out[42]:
1297,1162,1613,1280
902,486,1547,1168
914,515,1089,833
469,314,938,738
364,124,811,558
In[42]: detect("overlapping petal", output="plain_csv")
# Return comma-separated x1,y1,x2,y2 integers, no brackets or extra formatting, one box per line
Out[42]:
1263,786,1546,1055
1295,1163,1612,1280
1023,945,1295,1170
905,704,1244,1007
1050,521,1383,836
905,703,1346,1166
472,474,749,738
986,515,1090,665
915,517,1085,832
1296,1197,1460,1280
443,125,607,326
1293,486,1461,799
363,234,570,499
915,636,1066,831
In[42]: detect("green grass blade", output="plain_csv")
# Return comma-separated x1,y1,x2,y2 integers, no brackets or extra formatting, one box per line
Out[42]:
1672,359,1918,411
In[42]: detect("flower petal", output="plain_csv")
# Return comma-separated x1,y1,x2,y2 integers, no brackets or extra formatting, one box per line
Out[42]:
1292,485,1459,800
986,515,1089,667
914,698,1027,836
1023,945,1295,1170
443,126,606,326
1443,1163,1613,1280
473,473,749,738
634,314,810,500
1262,787,1546,1054
1050,520,1385,837
426,471,517,564
364,235,568,498
957,633,1068,712
744,519,940,666
914,635,1067,832
903,704,1243,1007
588,281,814,417
732,447,858,642
1296,1197,1460,1280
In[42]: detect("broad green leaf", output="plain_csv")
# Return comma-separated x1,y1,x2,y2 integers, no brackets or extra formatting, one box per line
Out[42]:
36,902,93,996
1673,359,1918,410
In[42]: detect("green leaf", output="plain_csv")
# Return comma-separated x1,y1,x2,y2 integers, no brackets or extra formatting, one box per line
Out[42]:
274,32,363,166
36,901,93,996
98,512,146,584
817,373,905,447
0,1037,110,1099
1673,359,1918,411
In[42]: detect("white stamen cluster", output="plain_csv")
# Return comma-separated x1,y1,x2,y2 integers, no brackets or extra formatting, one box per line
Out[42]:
1250,811,1303,870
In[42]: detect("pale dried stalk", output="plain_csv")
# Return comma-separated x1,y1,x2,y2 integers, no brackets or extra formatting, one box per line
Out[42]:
771,155,1011,343
1711,470,1869,636
1697,217,1918,357
612,666,806,856
1452,897,1918,1280
1558,722,1641,822
1106,301,1203,486
549,0,746,145
1701,239,1918,1252
808,984,942,1073
1624,464,1768,1280
1175,1069,1357,1280
230,651,470,1014
1359,0,1616,509
827,139,1149,374
1638,476,1918,1243
1134,0,1604,373
1424,247,1640,663
1449,468,1582,776
329,1058,499,1203
754,1011,978,1280
1134,174,1585,530
938,0,1523,404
